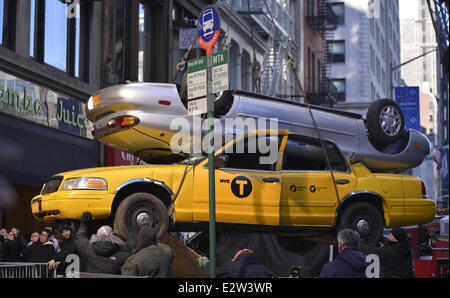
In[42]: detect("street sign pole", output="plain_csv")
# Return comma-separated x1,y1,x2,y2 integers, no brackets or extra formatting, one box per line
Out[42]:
206,52,216,278
198,5,221,278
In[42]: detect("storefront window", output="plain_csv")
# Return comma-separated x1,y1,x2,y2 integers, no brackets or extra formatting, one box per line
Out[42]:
0,70,93,139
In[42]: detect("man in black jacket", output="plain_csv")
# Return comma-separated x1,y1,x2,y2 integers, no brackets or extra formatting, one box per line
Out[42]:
48,225,80,276
75,212,130,275
3,228,26,262
23,229,56,263
360,227,416,278
319,229,370,278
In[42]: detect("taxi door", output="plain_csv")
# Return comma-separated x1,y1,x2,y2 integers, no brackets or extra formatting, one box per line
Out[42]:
279,134,355,227
193,133,285,226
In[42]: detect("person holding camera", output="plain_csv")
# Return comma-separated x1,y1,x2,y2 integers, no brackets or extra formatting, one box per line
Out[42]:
2,227,26,262
74,211,129,275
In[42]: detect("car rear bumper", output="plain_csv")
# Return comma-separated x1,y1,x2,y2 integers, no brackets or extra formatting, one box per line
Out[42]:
400,199,436,226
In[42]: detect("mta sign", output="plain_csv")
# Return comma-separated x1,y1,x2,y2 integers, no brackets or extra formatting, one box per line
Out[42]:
198,6,221,55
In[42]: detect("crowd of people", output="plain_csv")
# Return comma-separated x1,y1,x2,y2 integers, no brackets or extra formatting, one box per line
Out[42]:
1,213,417,278
0,212,175,277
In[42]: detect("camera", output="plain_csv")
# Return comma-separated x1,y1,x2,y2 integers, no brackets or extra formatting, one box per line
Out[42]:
290,265,301,278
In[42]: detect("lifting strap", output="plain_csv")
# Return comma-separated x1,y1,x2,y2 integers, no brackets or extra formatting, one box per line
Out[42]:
285,48,341,206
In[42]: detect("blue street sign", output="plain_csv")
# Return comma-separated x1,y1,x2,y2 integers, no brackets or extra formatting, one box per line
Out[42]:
197,6,221,54
395,86,420,131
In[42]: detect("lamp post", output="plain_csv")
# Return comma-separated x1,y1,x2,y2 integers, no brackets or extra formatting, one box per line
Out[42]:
389,48,437,98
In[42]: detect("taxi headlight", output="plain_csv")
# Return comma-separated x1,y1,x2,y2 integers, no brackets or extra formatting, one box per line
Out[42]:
60,177,108,190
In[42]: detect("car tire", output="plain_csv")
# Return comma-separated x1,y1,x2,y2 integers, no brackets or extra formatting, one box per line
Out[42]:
366,98,405,146
337,201,383,246
180,72,233,117
113,192,169,241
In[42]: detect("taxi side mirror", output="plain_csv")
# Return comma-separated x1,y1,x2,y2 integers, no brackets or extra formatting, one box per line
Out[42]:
214,153,229,168
348,152,359,164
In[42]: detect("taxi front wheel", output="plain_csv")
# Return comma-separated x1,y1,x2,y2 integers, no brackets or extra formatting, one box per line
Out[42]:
113,192,169,241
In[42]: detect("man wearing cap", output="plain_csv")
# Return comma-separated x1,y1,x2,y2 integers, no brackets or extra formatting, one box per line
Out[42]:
360,227,416,278
47,225,80,276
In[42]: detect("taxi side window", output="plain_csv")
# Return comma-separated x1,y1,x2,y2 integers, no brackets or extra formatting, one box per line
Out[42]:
282,135,348,172
224,135,282,171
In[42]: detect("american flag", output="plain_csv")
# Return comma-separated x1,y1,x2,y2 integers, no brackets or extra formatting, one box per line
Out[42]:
434,149,442,170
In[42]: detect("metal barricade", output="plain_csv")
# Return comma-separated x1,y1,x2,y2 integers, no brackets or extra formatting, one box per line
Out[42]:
0,263,56,278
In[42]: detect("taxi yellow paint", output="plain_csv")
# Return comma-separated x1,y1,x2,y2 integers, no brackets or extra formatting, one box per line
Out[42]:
31,130,436,230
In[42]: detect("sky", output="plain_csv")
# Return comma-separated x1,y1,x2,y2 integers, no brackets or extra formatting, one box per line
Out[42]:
399,0,419,20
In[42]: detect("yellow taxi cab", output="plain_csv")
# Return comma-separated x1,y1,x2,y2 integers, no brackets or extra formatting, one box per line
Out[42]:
31,130,436,244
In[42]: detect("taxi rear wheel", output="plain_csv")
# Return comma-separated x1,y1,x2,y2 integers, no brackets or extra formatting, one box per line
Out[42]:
114,192,169,242
337,201,383,246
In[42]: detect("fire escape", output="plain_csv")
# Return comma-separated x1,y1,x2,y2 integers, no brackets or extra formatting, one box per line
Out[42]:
305,0,337,106
226,0,295,98
426,0,449,77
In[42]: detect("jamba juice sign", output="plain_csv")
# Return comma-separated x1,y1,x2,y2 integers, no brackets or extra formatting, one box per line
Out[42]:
0,71,92,139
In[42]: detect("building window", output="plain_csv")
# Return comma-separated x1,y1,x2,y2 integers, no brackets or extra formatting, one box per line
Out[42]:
44,1,68,72
29,1,86,79
429,115,433,122
331,78,345,101
330,3,344,25
138,3,151,82
29,0,35,56
430,101,433,109
1,0,16,50
330,40,345,63
0,0,4,45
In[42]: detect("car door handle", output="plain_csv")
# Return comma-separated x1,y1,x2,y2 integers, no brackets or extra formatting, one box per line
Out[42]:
335,179,350,185
263,178,280,183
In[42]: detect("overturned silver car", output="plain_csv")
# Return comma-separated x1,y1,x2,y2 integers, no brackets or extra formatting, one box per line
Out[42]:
86,82,430,172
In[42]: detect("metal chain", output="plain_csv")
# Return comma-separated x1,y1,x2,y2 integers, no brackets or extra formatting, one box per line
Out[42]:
221,0,235,50
171,31,198,84
247,0,261,93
